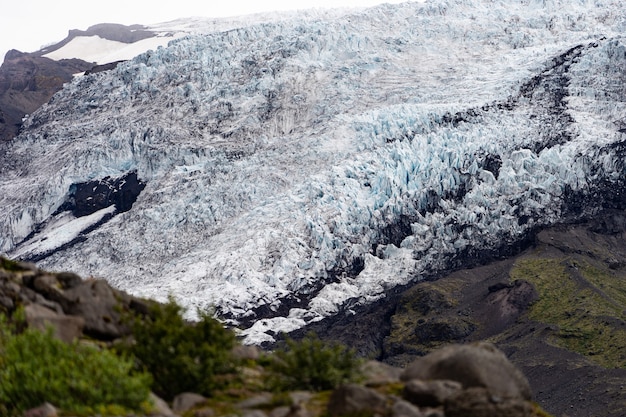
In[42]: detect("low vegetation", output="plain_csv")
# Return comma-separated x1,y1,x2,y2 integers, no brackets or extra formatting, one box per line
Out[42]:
266,332,363,391
510,257,626,368
0,290,364,415
122,297,237,401
0,311,152,416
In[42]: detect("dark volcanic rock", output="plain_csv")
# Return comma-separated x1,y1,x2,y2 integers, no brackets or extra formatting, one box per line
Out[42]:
65,171,146,217
327,384,388,417
414,317,476,343
400,342,532,401
293,210,626,417
444,387,533,417
0,51,93,141
84,60,126,75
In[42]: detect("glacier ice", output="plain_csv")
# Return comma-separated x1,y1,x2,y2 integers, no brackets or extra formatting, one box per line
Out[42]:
0,0,625,343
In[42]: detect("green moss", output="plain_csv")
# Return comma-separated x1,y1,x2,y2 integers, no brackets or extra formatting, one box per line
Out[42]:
531,402,556,417
0,257,28,272
579,263,626,309
384,281,464,355
375,382,405,397
511,258,626,368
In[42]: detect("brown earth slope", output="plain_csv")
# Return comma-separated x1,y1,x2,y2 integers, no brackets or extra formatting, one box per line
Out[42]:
0,50,93,141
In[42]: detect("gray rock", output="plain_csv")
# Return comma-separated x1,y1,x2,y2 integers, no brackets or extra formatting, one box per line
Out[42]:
422,408,445,417
172,392,208,413
55,272,83,289
32,274,62,297
34,293,64,314
232,344,261,361
327,384,388,417
403,379,462,407
237,392,273,409
444,387,533,417
289,391,313,405
400,342,532,400
243,411,268,417
192,408,215,417
269,406,291,417
58,279,131,340
149,392,177,417
284,404,312,417
392,399,424,417
24,303,84,343
23,402,57,417
0,294,13,311
361,360,403,386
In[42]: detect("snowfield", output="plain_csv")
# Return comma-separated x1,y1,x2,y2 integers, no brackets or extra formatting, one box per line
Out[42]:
1,0,625,343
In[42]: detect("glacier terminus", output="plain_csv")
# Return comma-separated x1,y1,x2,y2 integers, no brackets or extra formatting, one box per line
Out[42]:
0,0,625,344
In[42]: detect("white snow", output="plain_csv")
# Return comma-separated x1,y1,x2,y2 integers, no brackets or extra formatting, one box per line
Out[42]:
1,0,625,344
43,35,182,65
10,206,117,260
41,8,357,65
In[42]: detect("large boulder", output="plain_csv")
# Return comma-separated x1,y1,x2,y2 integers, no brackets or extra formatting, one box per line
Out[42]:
403,379,462,408
25,274,132,340
444,387,533,417
23,303,84,343
400,342,532,401
327,384,388,417
172,392,208,413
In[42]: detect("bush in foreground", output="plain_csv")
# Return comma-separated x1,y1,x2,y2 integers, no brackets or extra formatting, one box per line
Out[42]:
126,298,236,400
0,314,151,416
267,332,363,392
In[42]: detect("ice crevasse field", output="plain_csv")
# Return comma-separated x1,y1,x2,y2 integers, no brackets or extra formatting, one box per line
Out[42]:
0,0,625,343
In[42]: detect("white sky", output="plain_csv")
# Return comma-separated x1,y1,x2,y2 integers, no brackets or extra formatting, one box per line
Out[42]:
1,0,413,64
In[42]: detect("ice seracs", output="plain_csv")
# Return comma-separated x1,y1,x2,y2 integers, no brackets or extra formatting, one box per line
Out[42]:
0,0,625,344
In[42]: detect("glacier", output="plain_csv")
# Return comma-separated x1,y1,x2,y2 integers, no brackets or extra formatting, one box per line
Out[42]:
0,0,625,343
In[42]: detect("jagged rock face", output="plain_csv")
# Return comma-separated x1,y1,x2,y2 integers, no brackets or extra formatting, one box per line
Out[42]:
60,171,146,217
0,0,625,345
0,257,152,341
0,51,93,141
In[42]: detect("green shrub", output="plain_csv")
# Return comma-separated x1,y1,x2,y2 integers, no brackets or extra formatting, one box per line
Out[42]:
0,314,151,416
126,297,236,400
267,333,362,392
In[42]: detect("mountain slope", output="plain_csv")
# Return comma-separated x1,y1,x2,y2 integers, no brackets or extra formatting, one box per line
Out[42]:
0,0,625,344
296,211,626,416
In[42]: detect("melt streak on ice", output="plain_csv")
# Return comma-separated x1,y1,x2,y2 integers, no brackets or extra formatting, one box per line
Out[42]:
1,0,625,343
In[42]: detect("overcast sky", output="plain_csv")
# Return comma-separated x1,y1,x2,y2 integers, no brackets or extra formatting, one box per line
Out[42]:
1,0,413,64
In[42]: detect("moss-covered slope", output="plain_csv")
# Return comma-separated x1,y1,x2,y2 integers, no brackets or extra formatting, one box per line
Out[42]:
383,210,626,416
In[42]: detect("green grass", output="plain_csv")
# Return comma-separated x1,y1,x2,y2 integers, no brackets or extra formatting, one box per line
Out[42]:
0,257,29,272
0,314,152,416
510,258,626,368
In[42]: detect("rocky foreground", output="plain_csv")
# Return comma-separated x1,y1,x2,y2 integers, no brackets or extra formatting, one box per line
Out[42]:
0,257,551,417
